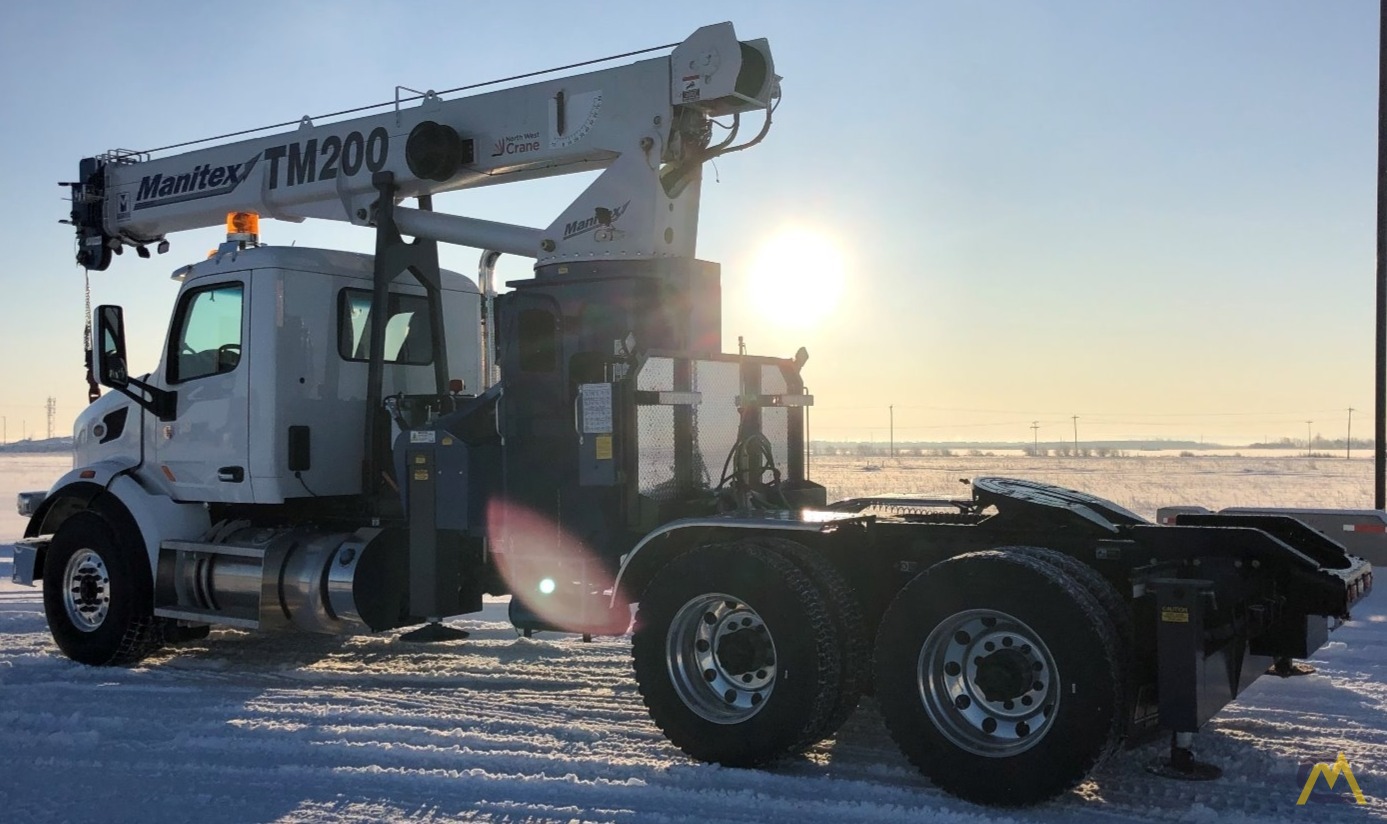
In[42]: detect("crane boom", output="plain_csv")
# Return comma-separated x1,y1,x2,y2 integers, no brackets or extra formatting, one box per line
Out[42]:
68,22,776,271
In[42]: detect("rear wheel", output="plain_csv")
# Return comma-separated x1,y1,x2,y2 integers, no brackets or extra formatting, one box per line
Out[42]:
632,541,842,766
1004,545,1133,756
874,550,1124,806
42,512,165,667
750,537,869,741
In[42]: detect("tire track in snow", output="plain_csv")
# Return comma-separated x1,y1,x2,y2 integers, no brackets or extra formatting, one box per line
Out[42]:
3,564,1385,821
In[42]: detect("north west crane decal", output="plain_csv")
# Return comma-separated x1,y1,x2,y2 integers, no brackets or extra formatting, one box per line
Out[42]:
128,126,390,213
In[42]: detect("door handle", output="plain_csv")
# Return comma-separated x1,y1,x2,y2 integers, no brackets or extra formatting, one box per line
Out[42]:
217,466,245,483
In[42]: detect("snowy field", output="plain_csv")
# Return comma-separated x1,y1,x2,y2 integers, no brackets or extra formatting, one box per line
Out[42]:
1,453,1384,822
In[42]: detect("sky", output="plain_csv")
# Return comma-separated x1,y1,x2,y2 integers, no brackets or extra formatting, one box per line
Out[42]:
0,0,1380,446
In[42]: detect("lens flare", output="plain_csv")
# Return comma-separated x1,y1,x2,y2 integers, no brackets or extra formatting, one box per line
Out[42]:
486,498,626,633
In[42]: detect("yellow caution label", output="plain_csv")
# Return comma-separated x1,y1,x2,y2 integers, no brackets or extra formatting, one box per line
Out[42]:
1161,606,1190,623
413,470,430,481
413,454,427,465
595,434,613,460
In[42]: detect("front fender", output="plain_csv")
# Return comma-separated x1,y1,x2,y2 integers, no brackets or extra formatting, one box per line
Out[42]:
105,474,210,575
25,461,209,582
25,457,141,539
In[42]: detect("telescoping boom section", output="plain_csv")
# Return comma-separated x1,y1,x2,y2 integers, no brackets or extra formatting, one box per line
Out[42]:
67,22,778,271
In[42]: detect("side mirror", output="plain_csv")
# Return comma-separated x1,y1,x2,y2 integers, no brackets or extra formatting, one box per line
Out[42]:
95,304,129,389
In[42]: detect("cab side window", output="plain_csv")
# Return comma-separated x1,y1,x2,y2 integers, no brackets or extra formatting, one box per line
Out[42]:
169,283,244,383
338,288,433,365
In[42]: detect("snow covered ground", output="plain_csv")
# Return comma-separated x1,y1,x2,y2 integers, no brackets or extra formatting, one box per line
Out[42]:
1,454,1384,821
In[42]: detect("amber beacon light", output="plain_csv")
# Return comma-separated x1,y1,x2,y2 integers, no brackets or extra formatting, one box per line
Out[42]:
226,211,260,244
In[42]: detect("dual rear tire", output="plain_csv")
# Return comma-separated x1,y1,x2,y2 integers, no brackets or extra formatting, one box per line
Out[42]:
633,542,1128,807
873,548,1127,805
631,538,866,766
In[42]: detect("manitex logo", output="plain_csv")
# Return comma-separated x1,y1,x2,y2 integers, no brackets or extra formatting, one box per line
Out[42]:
133,156,258,211
563,201,629,241
1297,752,1367,805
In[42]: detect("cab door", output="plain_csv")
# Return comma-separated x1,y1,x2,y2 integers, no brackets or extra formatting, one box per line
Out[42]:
154,278,253,503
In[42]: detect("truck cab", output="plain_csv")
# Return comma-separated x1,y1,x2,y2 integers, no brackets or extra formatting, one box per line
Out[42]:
84,244,481,504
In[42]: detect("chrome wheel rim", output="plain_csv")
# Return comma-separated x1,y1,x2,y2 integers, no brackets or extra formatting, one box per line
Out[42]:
666,593,776,724
917,608,1059,756
63,548,111,632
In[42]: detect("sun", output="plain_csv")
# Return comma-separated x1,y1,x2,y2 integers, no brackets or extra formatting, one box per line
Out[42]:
747,228,847,327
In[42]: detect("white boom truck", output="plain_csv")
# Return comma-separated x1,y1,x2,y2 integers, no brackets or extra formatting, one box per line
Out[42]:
14,22,1374,807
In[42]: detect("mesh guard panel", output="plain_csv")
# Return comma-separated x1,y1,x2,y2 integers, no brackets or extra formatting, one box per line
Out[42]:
637,358,677,501
633,356,801,505
693,360,742,489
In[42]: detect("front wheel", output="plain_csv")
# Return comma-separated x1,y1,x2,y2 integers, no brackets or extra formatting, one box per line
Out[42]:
631,541,843,766
42,512,165,666
874,550,1125,806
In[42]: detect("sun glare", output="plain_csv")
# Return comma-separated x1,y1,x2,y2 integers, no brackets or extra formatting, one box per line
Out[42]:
747,229,847,327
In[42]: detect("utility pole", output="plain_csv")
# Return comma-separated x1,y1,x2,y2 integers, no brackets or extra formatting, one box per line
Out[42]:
1348,407,1356,460
1306,420,1314,457
1072,415,1080,456
889,405,894,459
1030,421,1039,456
2,416,5,445
1376,0,1387,507
46,397,56,441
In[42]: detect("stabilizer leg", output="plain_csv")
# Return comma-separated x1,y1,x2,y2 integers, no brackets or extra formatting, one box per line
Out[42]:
1146,732,1223,781
1267,656,1317,677
400,620,470,643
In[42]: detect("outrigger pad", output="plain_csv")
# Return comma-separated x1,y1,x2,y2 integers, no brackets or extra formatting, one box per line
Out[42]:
399,622,470,643
1267,658,1317,678
1147,746,1223,781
